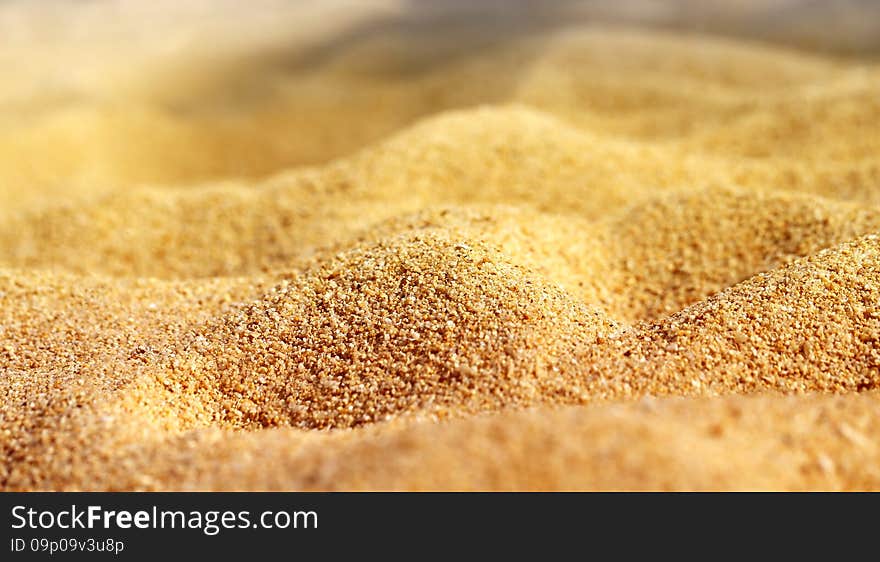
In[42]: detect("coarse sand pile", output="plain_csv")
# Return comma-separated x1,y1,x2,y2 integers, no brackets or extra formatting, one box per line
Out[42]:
2,10,880,490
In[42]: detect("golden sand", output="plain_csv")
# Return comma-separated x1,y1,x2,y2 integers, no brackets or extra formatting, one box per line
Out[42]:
2,4,880,490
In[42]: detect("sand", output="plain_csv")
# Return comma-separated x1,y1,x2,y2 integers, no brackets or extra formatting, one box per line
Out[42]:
2,2,880,490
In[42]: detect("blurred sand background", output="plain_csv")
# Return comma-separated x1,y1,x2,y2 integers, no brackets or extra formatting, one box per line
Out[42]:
3,0,879,208
2,1,880,490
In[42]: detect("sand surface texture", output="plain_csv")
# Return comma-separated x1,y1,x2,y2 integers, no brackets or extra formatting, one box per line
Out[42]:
2,2,880,490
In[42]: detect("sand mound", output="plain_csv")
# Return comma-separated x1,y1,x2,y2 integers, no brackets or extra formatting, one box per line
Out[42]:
576,235,880,404
186,233,616,429
634,234,880,393
0,106,700,277
601,187,880,320
3,12,880,490
7,102,878,279
6,230,880,490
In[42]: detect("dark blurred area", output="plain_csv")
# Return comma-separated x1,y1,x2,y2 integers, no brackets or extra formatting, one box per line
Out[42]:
407,0,880,55
295,0,880,67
